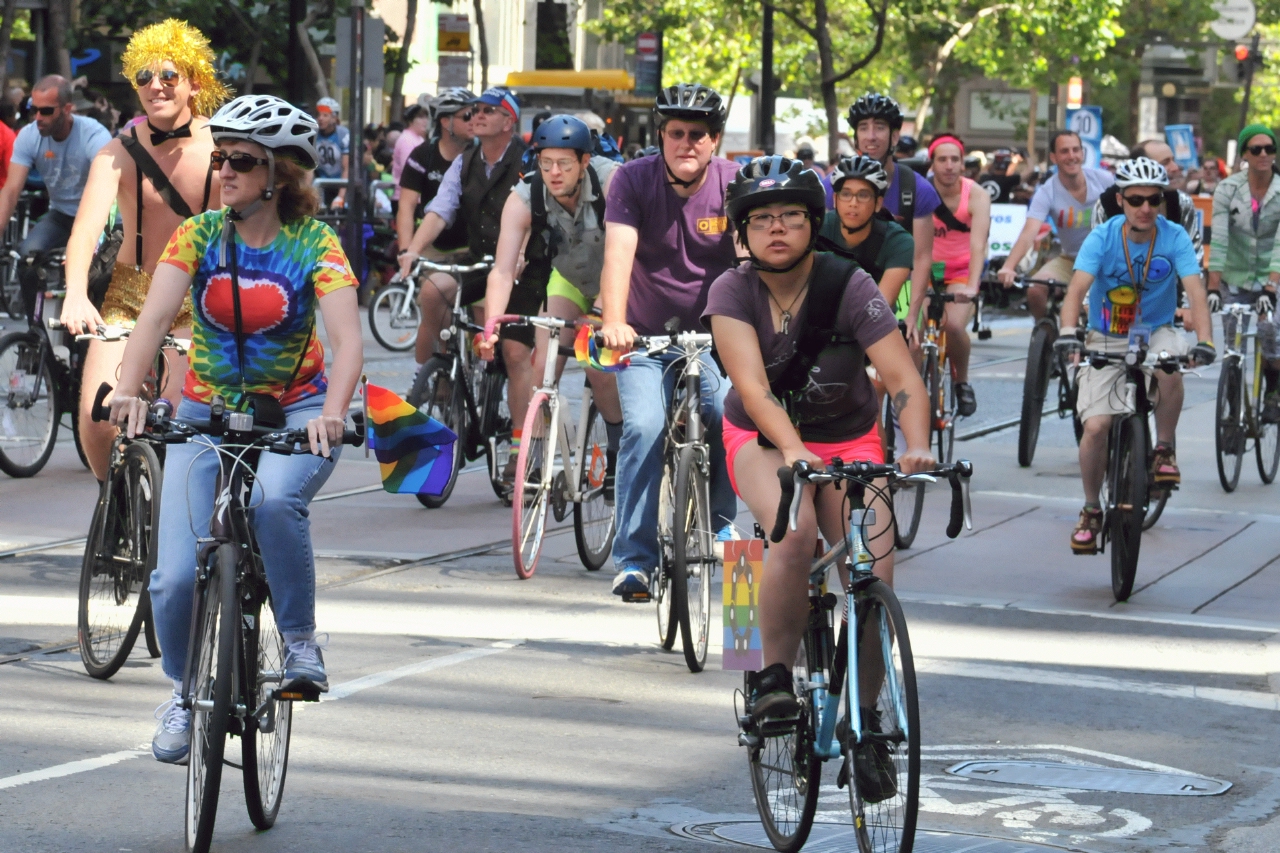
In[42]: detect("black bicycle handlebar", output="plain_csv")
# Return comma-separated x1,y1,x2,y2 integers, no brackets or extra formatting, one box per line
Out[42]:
769,458,974,544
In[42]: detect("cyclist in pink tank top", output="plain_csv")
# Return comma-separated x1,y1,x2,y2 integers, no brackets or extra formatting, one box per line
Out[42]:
912,133,990,416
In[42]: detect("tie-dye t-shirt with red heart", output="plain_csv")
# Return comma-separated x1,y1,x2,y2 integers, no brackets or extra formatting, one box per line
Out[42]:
159,210,357,407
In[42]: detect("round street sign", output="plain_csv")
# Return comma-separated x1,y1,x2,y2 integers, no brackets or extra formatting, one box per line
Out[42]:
1211,0,1256,41
637,33,659,55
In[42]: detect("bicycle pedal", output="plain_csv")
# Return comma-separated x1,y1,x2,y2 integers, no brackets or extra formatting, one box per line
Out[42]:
274,686,322,702
621,591,652,603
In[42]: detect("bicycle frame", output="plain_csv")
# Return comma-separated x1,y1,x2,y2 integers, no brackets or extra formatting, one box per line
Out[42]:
526,316,598,505
1222,305,1260,429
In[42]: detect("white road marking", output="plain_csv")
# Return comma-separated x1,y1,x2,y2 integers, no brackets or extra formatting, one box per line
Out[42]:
918,658,1280,711
0,640,524,791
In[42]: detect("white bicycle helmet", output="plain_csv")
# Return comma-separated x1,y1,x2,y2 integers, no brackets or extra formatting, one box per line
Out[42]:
209,95,320,170
1114,156,1168,189
316,96,341,115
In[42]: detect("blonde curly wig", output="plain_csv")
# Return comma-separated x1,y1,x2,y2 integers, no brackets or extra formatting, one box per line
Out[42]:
121,19,231,118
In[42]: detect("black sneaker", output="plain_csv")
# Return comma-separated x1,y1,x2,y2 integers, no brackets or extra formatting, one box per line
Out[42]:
603,449,617,504
954,382,977,418
747,662,800,722
837,708,898,803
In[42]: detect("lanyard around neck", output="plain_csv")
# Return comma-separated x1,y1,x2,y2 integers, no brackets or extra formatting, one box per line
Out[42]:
1120,222,1155,299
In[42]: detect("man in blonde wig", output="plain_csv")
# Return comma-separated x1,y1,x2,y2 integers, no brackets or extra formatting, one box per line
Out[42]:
61,19,230,480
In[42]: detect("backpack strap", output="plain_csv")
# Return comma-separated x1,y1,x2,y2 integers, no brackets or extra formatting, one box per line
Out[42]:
586,164,606,226
1163,189,1182,224
1099,184,1123,219
896,165,916,226
770,253,857,395
815,225,887,282
932,185,970,233
121,128,200,268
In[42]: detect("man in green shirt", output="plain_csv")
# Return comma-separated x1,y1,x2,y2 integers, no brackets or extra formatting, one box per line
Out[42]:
816,153,914,318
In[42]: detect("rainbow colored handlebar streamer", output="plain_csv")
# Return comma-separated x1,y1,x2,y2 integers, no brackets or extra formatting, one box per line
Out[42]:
574,323,629,372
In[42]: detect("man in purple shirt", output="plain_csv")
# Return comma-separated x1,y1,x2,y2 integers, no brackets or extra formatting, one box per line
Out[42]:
599,83,741,599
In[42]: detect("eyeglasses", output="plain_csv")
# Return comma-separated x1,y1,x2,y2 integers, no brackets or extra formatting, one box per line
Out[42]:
1248,144,1278,156
134,68,183,88
663,127,711,144
30,105,57,117
538,157,579,173
745,210,810,231
1121,191,1164,209
211,151,270,173
836,188,876,203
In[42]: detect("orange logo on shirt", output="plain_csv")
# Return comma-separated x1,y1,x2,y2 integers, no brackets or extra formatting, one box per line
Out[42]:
696,216,727,235
43,150,55,158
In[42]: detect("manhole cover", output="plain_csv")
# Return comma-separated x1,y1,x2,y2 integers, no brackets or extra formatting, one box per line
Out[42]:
674,822,1080,852
946,761,1230,796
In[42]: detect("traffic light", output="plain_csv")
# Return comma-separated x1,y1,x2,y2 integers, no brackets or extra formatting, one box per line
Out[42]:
1236,43,1253,82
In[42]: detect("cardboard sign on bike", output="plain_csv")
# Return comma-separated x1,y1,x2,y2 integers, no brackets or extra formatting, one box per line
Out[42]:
722,539,764,670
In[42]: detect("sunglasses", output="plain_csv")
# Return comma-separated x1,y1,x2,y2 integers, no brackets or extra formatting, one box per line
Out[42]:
1122,191,1164,209
451,110,474,122
211,151,270,173
663,127,710,144
476,104,501,115
30,105,58,117
134,68,183,88
1248,144,1278,156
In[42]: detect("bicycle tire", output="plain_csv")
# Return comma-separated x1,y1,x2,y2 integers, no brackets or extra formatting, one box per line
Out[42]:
747,640,821,852
242,583,292,830
1017,323,1055,467
671,445,713,672
0,331,59,477
883,395,924,550
478,368,514,502
573,402,615,571
77,443,160,678
1110,416,1147,602
408,356,466,508
186,545,238,853
924,349,954,465
367,282,420,351
1214,358,1245,493
1255,360,1280,484
513,391,553,579
142,592,161,658
71,406,92,470
1142,489,1169,531
849,581,920,853
654,456,678,650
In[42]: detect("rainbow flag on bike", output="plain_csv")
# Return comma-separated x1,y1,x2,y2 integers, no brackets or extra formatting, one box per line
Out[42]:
364,383,457,496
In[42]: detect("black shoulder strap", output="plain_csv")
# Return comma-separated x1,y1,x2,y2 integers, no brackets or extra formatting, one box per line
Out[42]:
1099,184,1123,219
587,164,606,225
771,253,856,393
932,190,970,233
1164,189,1182,224
815,226,887,282
121,129,196,220
896,166,915,226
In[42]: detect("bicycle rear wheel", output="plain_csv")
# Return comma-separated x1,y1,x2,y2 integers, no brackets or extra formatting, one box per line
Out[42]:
573,401,614,571
77,443,160,678
1110,416,1147,602
0,332,59,477
1215,359,1245,493
513,391,553,579
186,545,238,853
849,581,920,853
242,582,292,830
1017,323,1054,467
883,396,923,550
654,455,678,650
368,282,420,351
1256,364,1280,484
672,445,713,672
408,356,467,508
748,638,820,852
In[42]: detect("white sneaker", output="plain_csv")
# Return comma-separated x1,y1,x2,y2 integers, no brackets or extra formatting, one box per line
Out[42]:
152,691,191,765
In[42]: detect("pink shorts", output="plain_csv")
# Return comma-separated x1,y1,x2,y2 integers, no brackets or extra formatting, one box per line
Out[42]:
722,418,885,497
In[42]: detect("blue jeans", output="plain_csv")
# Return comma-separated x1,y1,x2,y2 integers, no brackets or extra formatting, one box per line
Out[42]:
149,397,340,680
611,350,737,570
18,210,75,318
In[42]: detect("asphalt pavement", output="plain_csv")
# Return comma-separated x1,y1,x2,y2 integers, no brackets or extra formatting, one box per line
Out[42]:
1,307,1279,853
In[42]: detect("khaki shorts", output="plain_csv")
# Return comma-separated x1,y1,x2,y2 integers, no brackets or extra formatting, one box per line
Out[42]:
1075,326,1189,423
1033,254,1075,285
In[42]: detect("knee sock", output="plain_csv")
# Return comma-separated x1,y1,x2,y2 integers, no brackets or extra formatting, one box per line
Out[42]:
510,428,522,457
604,419,623,455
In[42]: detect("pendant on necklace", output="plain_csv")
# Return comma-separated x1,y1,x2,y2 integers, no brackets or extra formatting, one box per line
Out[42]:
780,311,792,334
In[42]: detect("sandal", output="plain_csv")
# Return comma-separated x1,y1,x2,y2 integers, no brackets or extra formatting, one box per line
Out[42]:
1152,443,1181,486
1070,506,1104,555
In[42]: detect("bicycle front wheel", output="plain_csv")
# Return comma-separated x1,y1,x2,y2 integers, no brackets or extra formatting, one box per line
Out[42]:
242,583,292,830
1110,416,1147,602
1256,361,1280,483
77,443,160,678
408,356,467,508
882,395,923,549
478,368,514,502
924,349,954,464
654,455,678,650
0,332,59,477
1017,322,1054,467
573,401,614,571
186,545,238,853
849,581,920,853
513,391,553,579
368,283,420,351
1215,359,1245,492
672,445,713,672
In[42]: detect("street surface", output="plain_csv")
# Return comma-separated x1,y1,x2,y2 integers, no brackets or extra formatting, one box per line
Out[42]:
1,306,1279,853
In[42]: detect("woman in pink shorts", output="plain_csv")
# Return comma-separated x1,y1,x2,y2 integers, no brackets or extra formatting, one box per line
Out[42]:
703,155,933,721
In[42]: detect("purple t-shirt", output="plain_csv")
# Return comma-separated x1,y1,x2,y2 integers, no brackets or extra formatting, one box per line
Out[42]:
605,154,740,334
702,258,898,441
883,163,941,219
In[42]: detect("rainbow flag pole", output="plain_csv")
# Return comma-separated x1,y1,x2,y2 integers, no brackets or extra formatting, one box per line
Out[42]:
364,382,458,496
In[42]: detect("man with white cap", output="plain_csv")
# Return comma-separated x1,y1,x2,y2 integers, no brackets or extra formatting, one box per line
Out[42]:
314,96,349,208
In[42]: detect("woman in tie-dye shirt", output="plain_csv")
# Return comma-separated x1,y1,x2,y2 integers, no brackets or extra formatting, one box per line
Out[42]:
109,95,363,765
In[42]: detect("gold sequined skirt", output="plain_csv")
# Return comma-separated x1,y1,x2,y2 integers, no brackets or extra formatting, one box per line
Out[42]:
100,263,194,329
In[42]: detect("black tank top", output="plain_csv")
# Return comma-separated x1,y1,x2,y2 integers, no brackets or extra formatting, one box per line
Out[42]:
400,139,470,252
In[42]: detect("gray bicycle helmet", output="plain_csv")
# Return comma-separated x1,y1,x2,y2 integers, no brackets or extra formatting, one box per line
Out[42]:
654,83,726,132
209,94,319,170
830,154,890,195
725,156,826,272
1114,156,1169,189
847,93,904,132
429,87,475,124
